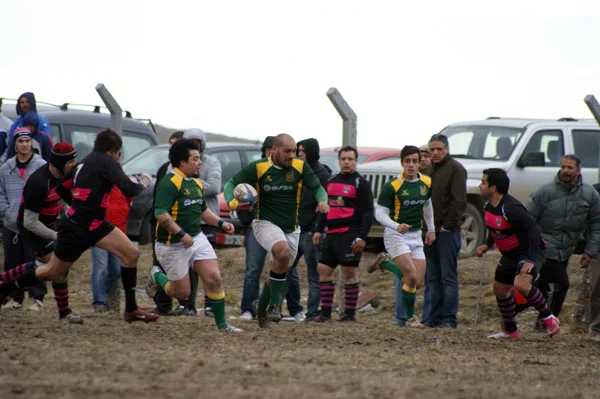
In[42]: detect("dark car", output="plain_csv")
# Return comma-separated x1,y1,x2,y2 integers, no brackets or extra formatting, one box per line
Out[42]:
0,99,159,163
123,142,262,244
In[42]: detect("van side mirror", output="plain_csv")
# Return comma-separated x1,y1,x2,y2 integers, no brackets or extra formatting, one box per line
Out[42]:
518,152,545,167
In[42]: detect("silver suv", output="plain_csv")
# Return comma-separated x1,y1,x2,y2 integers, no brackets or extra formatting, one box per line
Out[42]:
358,117,600,257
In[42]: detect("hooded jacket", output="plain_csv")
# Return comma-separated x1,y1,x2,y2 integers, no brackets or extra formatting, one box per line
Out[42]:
5,111,53,162
297,139,331,232
0,153,46,233
526,173,600,261
4,93,51,154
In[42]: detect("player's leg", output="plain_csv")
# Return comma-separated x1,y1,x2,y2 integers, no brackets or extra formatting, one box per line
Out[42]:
488,257,520,339
309,234,338,323
340,266,359,321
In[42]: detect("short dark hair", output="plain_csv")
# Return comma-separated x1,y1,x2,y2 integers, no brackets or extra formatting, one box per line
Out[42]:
338,145,358,159
483,168,510,194
93,129,122,153
429,134,449,147
562,154,581,168
400,145,421,162
169,139,201,168
169,131,184,142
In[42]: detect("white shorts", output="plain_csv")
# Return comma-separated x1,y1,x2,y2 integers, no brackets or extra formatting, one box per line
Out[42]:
154,232,217,281
383,228,425,260
252,219,300,267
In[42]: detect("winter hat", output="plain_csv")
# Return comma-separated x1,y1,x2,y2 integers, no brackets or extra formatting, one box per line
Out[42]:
298,138,320,165
13,127,32,141
183,128,206,152
50,142,77,172
22,111,40,129
419,144,430,154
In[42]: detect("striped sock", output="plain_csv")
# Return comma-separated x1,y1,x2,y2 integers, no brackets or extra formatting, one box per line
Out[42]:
207,291,226,328
381,260,403,281
320,281,335,318
497,294,517,332
1,262,36,283
402,284,417,319
344,283,360,317
269,271,286,305
52,281,71,319
526,287,552,319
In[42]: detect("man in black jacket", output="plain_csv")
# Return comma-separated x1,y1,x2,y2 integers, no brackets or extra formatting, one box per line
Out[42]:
282,138,331,321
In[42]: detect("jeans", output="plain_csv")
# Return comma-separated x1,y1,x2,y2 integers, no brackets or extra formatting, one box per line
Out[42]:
91,247,121,309
425,230,461,327
240,228,267,315
394,274,431,323
2,226,46,299
284,231,322,317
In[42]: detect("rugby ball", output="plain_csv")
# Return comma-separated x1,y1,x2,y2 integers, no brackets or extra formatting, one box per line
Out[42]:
234,183,258,203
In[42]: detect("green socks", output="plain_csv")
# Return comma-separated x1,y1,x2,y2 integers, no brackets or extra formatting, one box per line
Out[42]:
154,271,170,289
381,260,403,281
210,297,227,328
402,284,417,319
258,283,270,313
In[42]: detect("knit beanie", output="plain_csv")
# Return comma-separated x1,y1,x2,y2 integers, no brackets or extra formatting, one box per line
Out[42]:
50,142,77,173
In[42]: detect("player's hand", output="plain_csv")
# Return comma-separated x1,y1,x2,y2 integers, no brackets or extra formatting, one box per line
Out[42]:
396,224,411,234
580,253,592,268
519,261,534,275
316,202,329,213
425,232,436,245
221,222,235,235
475,245,489,257
137,172,152,188
181,233,193,248
312,232,321,246
351,238,366,254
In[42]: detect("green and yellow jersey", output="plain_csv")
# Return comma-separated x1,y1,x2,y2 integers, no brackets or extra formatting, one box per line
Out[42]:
224,157,327,233
377,173,432,232
154,168,207,244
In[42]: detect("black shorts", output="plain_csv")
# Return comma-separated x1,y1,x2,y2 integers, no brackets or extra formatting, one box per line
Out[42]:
319,232,362,268
20,227,54,258
54,217,115,262
494,252,544,286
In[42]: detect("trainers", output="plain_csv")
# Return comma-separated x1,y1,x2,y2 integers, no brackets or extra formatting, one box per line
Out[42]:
542,315,560,337
124,307,160,323
61,312,84,325
292,311,306,322
367,252,391,274
145,266,161,299
406,315,424,328
4,298,23,309
338,313,357,322
267,305,282,323
204,307,214,317
312,314,332,323
488,327,521,339
27,299,44,311
218,324,243,333
168,305,197,316
240,311,254,321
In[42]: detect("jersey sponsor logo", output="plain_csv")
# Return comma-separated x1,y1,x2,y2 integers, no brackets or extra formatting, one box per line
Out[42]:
496,218,502,227
336,196,344,205
183,188,191,196
402,199,426,206
286,172,295,182
420,186,427,196
263,184,294,192
183,198,204,206
401,189,409,196
264,175,272,182
343,186,350,194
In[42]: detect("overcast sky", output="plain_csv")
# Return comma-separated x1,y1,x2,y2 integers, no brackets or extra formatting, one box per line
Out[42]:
3,0,600,147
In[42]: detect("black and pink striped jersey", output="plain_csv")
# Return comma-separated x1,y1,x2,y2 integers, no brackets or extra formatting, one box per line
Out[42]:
56,151,145,231
315,171,373,239
484,194,544,263
18,164,61,229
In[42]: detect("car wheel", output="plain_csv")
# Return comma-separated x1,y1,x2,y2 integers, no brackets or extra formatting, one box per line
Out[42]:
138,212,153,245
459,203,484,258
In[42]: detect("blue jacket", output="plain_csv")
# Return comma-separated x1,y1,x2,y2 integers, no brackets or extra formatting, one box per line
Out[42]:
1,92,51,157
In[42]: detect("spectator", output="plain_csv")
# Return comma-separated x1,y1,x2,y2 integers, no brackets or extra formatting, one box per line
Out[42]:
91,186,133,312
424,134,466,328
0,112,13,160
525,154,600,329
282,138,331,322
0,128,47,310
5,111,53,162
238,136,274,321
1,92,51,158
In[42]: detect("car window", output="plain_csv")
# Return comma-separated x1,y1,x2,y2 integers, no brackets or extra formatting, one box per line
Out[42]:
122,147,169,176
50,124,61,144
572,129,600,167
522,129,564,166
245,150,263,163
211,150,243,185
62,124,155,162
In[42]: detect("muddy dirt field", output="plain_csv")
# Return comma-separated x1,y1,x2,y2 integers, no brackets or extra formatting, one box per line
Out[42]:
1,245,599,399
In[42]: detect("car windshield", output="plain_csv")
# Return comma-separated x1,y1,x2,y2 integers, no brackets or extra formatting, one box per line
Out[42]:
122,146,168,176
437,125,524,160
